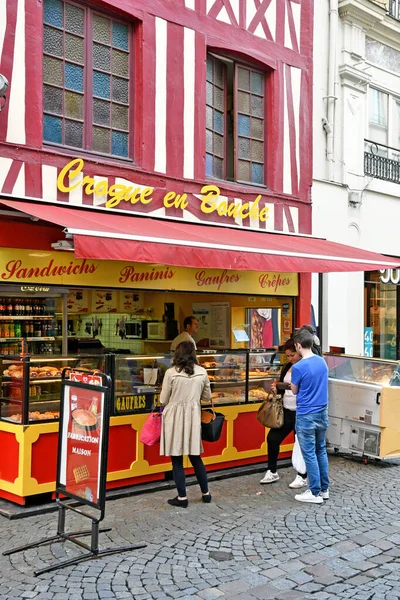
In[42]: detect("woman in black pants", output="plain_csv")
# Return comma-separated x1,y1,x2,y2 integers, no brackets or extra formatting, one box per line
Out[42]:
159,341,212,508
260,338,307,488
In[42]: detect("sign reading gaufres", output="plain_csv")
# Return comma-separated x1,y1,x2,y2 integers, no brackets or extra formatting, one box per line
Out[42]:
0,248,299,296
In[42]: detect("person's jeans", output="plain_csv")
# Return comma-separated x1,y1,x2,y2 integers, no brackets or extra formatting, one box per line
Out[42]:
295,409,329,496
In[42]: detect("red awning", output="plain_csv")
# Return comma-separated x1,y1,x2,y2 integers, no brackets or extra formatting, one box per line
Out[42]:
1,199,399,273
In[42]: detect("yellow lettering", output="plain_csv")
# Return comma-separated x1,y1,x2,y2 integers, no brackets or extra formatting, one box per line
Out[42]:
200,185,220,215
82,175,96,195
57,158,84,193
116,398,121,411
249,196,261,219
120,397,126,411
94,180,108,197
106,184,126,208
176,193,188,209
239,202,250,219
217,200,228,216
140,395,146,409
259,206,269,222
164,191,177,208
140,187,153,204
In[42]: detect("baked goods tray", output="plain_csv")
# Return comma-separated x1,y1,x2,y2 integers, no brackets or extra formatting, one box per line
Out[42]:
209,379,245,384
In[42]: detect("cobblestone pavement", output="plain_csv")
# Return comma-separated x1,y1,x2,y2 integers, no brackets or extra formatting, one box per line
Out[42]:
1,455,400,599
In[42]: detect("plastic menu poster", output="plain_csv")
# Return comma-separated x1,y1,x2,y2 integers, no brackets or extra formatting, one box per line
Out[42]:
58,384,105,507
67,289,89,313
92,290,117,313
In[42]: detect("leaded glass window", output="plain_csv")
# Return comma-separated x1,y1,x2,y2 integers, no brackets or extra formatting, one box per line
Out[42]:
206,54,265,185
43,0,131,158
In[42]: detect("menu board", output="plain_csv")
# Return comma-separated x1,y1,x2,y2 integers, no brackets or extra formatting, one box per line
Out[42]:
119,291,144,313
67,289,89,313
192,302,230,348
58,382,106,509
92,289,117,313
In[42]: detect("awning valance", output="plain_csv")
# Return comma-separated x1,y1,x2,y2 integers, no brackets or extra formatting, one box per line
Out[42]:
1,199,399,273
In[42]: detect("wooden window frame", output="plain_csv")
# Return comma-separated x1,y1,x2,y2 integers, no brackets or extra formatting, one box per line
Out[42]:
43,0,134,160
206,52,268,187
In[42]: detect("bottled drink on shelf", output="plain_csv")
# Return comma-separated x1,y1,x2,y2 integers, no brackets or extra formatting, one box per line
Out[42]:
29,321,34,335
3,323,10,338
6,299,13,316
9,322,15,337
25,299,32,316
14,322,21,337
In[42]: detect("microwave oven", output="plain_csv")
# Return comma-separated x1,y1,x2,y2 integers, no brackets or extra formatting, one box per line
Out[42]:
125,320,147,339
147,322,166,340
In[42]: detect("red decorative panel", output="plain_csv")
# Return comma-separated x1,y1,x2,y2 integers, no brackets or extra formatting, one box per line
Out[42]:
107,424,137,472
233,412,266,452
31,431,58,484
0,430,19,483
143,442,171,465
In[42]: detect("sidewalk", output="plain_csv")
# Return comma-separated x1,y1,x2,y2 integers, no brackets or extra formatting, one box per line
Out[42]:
1,455,400,600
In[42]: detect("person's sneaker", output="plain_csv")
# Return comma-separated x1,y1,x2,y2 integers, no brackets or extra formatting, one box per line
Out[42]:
260,470,279,484
289,474,308,489
320,490,329,500
294,489,323,504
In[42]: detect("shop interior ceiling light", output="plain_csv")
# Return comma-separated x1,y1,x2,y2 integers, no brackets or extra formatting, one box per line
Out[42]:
0,74,9,111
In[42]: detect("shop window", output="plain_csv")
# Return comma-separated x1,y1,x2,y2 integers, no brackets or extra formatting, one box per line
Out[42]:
365,271,397,360
206,54,266,185
43,0,131,158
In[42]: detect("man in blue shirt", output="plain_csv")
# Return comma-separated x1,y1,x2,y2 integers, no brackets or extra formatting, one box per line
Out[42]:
291,329,329,504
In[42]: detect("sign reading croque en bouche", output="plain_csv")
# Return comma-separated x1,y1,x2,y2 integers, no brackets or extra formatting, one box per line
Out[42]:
57,158,271,222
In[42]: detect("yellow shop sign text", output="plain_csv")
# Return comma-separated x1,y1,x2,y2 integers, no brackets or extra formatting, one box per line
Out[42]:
57,159,270,222
0,248,298,296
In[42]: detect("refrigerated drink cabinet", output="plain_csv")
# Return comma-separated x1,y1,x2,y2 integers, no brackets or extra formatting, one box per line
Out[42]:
325,354,400,460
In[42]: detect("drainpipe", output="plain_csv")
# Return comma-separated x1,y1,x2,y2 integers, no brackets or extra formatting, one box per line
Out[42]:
325,0,338,181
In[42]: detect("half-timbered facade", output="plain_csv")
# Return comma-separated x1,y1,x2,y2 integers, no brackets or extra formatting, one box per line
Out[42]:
0,0,314,235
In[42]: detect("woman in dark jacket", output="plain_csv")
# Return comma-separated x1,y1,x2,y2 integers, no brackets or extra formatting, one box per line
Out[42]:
260,338,307,488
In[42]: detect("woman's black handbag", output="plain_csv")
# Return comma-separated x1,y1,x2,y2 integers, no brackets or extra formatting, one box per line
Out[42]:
201,401,225,442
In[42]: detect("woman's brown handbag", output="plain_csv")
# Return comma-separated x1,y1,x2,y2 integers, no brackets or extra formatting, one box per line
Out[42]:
256,392,284,429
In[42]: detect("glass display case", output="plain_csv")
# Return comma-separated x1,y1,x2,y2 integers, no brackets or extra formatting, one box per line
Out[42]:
114,354,173,414
324,353,400,460
247,349,283,401
0,355,106,424
325,353,400,386
197,350,248,405
113,349,284,414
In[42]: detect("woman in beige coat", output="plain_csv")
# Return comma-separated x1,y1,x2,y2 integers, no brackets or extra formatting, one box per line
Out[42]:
160,341,212,508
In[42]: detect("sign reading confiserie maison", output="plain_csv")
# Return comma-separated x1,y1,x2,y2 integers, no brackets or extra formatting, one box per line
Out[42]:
0,248,298,296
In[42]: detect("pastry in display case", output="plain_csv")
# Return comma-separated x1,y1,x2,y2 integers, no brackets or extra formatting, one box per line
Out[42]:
247,349,283,401
198,350,247,404
0,355,105,424
114,354,173,414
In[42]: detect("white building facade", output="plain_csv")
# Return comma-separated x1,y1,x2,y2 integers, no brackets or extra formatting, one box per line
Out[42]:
313,0,400,358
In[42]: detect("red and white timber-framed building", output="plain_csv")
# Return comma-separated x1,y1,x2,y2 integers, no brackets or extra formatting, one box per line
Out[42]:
0,0,398,506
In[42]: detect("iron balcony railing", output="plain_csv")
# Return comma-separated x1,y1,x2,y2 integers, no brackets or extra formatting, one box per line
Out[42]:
364,139,400,183
388,0,400,19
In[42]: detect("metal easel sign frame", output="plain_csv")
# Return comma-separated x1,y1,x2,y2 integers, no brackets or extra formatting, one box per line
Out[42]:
3,369,146,575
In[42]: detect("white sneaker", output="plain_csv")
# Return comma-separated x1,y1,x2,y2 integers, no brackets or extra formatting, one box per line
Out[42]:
320,490,329,500
294,489,323,504
289,474,308,489
260,470,279,484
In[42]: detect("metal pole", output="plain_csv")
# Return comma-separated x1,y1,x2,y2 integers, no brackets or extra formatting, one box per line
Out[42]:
62,293,68,356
